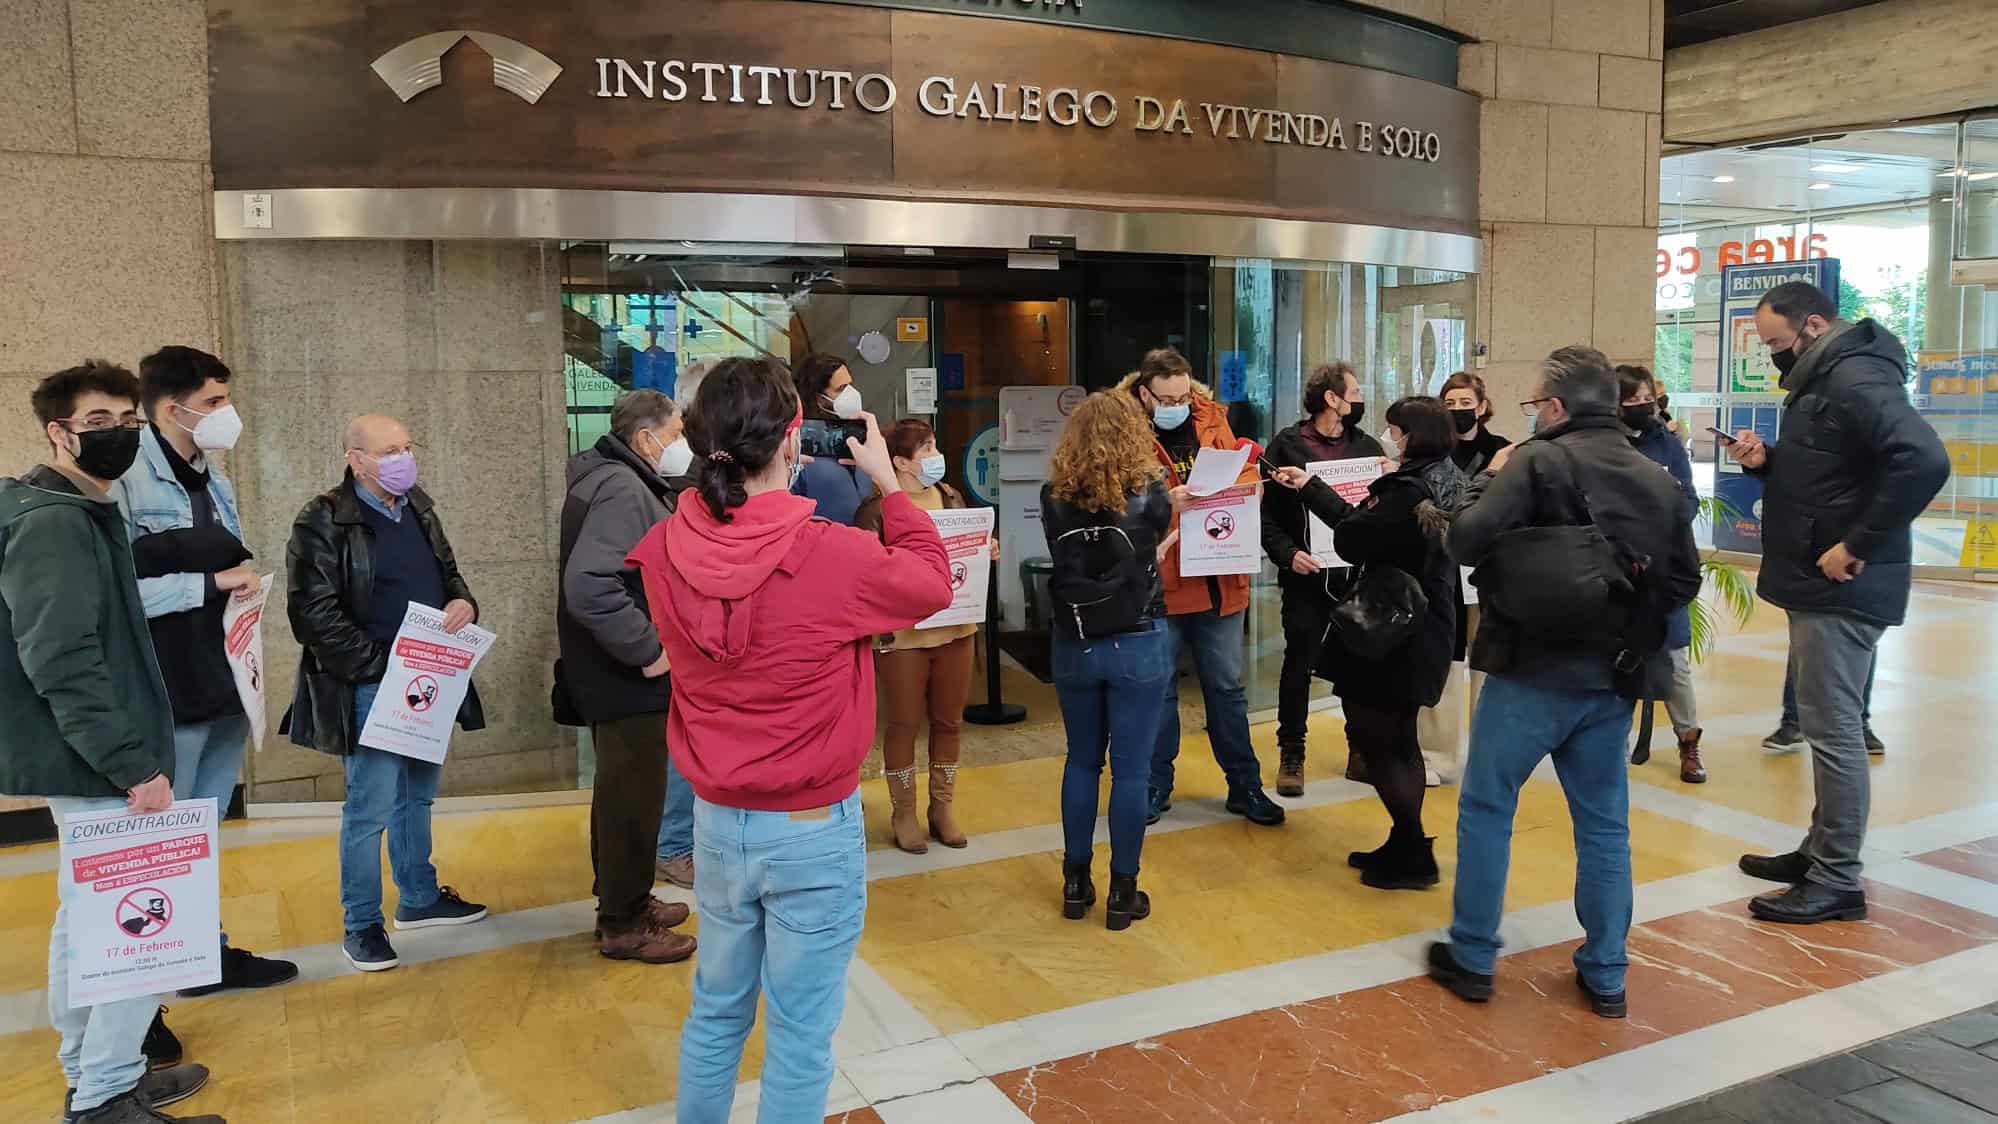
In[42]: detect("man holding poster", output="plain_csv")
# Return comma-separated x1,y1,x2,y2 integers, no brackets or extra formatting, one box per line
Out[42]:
1,361,224,1123
284,414,488,975
1120,349,1285,828
1259,362,1384,795
115,345,296,1002
857,420,994,852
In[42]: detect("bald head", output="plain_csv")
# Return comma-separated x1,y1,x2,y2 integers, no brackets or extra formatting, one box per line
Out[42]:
344,414,409,456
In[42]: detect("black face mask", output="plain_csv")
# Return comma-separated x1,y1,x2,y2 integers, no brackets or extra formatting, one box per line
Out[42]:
1344,401,1365,429
1620,404,1657,432
1449,408,1479,435
69,426,142,481
1770,346,1799,376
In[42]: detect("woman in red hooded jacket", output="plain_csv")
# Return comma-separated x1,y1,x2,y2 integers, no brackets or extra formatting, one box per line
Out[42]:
626,357,951,1123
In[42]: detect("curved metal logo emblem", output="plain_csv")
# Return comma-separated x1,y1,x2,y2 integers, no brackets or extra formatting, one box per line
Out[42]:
371,31,562,105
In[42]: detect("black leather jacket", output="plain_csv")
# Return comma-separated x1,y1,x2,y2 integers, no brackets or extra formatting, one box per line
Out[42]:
1039,479,1171,637
280,473,484,755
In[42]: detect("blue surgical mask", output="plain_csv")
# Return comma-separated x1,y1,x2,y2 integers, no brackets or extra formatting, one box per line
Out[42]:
1153,404,1191,431
917,454,947,488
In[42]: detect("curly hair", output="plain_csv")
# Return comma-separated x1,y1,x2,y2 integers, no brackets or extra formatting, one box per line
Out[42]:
1048,390,1164,516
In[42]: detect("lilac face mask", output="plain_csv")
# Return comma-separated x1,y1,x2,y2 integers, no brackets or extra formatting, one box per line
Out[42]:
373,452,419,496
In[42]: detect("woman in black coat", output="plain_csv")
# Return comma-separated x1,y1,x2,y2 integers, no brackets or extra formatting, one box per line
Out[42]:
1272,397,1462,890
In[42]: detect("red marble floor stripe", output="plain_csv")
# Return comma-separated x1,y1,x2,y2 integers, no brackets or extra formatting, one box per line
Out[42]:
826,1108,885,1124
1916,836,1998,883
994,883,1998,1123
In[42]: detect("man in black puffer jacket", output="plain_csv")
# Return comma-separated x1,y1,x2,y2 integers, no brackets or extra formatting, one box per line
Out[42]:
1730,282,1949,926
1259,361,1384,794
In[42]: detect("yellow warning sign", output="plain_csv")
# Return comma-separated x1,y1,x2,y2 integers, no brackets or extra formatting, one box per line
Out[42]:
1963,521,1998,567
896,317,929,343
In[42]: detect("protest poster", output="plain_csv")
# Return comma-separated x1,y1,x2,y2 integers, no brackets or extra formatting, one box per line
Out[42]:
1305,458,1385,567
1179,484,1261,577
59,799,221,1006
914,507,996,629
358,603,497,765
222,574,274,749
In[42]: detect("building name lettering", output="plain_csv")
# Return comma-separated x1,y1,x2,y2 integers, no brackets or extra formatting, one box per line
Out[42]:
593,58,1445,164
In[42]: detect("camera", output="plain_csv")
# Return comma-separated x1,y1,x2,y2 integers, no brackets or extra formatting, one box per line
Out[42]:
799,419,866,461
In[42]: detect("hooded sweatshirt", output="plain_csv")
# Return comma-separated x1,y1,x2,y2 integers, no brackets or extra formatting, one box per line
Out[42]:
627,487,952,811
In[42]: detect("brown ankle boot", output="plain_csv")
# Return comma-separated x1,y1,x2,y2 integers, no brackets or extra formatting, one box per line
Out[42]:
1678,727,1708,784
1276,742,1306,798
927,762,969,849
885,766,928,853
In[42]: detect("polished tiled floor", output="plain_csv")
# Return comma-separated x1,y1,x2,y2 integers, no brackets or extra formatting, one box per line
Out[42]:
5,584,1998,1122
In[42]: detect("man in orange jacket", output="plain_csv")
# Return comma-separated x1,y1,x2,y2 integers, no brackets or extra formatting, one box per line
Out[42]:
1121,349,1285,827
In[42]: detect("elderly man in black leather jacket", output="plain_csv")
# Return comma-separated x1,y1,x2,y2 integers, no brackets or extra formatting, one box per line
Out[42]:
1730,282,1950,926
282,414,488,973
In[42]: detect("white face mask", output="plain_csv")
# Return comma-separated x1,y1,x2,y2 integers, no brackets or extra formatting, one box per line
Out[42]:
652,434,693,478
1381,429,1404,462
916,453,947,488
825,385,863,420
179,402,243,452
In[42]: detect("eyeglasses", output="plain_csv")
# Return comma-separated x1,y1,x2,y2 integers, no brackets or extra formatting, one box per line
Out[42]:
1518,397,1555,417
57,414,143,433
1147,389,1195,408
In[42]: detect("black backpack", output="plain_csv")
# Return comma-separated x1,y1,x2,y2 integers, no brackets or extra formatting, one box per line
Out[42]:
1049,523,1152,640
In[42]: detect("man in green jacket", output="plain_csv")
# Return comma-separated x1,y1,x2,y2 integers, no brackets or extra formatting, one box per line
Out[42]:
0,361,224,1124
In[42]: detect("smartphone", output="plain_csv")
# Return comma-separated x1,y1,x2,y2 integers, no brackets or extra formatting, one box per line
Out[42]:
1705,426,1738,445
798,418,867,460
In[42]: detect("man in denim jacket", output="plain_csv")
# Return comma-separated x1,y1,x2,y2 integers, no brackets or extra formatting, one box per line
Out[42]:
111,347,297,1008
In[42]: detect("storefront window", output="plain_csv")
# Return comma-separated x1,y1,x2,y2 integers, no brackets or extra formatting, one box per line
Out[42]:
1657,121,1998,568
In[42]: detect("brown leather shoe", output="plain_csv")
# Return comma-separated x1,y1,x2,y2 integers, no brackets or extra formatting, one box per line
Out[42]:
928,762,969,849
1678,727,1708,784
885,765,928,853
599,920,696,964
644,897,691,930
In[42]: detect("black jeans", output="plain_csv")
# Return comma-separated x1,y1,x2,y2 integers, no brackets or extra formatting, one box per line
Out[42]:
590,711,671,929
1276,579,1338,747
1343,698,1426,839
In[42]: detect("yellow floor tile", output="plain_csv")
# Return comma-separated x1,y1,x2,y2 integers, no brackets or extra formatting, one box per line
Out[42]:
863,780,1758,1032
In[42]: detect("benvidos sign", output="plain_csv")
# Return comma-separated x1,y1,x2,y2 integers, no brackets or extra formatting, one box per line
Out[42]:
592,57,1447,164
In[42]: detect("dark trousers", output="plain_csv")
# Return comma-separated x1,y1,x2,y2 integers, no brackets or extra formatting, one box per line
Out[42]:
590,711,671,929
1276,583,1336,747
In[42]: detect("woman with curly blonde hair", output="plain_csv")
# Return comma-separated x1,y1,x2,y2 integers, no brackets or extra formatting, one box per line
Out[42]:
1040,390,1178,930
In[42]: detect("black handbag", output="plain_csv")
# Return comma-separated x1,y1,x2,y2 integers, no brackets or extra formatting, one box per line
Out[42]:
1474,442,1632,641
1326,563,1428,663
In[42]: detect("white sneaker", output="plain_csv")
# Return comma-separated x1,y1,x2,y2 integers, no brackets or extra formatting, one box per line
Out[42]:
1424,768,1443,788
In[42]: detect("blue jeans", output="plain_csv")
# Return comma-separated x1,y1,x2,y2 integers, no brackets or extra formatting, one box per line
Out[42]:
340,682,442,933
677,791,866,1124
172,713,249,951
657,753,695,862
1782,648,1875,726
1149,608,1262,795
1053,619,1172,876
1450,676,1635,995
46,796,159,1113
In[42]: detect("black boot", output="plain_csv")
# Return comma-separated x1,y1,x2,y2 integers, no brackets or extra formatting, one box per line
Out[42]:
1346,839,1393,871
1360,833,1440,891
1061,859,1096,921
1105,873,1151,931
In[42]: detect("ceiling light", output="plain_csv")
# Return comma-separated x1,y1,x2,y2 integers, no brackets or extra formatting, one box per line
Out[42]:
1712,175,1735,183
1940,168,1969,177
1807,182,1831,191
1810,162,1860,173
1971,172,1998,182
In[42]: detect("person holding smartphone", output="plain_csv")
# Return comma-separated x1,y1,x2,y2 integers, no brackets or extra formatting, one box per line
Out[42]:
790,353,873,526
1617,365,1704,784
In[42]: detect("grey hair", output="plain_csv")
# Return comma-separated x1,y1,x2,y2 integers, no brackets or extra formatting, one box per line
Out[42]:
610,388,677,442
675,359,718,413
1540,345,1618,418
